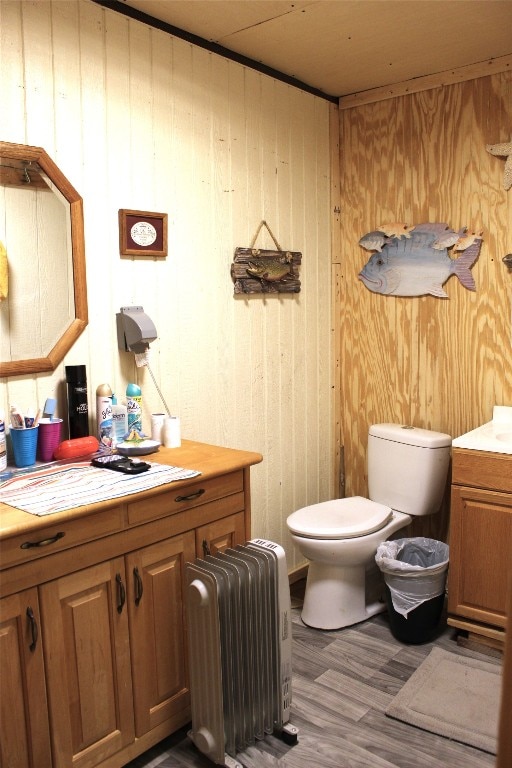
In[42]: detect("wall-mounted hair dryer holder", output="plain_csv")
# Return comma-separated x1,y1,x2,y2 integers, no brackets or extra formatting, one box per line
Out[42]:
116,306,157,354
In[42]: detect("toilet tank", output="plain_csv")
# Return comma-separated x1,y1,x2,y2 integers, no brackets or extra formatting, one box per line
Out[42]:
368,424,451,516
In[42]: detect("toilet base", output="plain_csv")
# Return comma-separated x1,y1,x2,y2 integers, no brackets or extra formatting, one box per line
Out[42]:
301,561,385,630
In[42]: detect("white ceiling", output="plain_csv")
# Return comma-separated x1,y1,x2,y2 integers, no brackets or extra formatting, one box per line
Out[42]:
116,0,512,98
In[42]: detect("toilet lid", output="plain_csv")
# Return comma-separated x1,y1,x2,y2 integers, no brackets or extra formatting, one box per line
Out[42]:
287,496,393,539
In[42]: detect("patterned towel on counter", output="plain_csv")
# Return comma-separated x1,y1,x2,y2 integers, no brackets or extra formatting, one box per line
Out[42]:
0,461,201,515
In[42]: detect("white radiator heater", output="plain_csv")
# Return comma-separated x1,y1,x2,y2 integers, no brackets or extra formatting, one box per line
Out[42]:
186,539,298,768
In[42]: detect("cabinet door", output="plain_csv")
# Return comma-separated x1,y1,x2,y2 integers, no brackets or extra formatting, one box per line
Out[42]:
449,485,512,628
126,531,196,737
0,589,52,768
39,558,135,768
195,511,246,557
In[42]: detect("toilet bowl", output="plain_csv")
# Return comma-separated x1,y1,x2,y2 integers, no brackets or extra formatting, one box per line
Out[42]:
287,424,451,630
288,497,411,629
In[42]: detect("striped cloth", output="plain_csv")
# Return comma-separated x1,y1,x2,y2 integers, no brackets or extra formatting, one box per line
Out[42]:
0,461,201,516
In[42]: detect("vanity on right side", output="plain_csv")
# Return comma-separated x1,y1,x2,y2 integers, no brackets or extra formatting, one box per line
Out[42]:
448,418,512,650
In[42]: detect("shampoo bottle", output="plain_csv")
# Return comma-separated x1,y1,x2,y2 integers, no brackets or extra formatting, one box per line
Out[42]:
96,383,113,449
111,395,128,445
126,383,142,434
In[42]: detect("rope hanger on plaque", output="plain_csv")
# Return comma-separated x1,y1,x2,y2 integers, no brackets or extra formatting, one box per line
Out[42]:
231,220,302,295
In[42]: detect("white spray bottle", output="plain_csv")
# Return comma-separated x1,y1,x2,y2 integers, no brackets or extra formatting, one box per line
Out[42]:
96,383,113,449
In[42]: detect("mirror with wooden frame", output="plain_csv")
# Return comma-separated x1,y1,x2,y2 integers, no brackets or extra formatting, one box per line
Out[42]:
0,141,88,377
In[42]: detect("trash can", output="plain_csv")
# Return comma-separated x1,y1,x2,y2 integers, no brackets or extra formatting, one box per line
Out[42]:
375,537,449,644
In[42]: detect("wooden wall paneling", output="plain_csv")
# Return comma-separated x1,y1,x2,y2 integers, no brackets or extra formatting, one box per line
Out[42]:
291,92,310,528
169,39,197,430
177,44,214,439
24,1,54,151
9,1,56,413
104,9,134,410
125,17,161,372
0,2,23,397
487,72,512,406
265,79,288,547
274,85,297,548
53,1,83,185
234,66,268,537
0,1,24,139
80,0,116,396
312,100,333,507
339,71,512,543
212,58,230,437
472,76,499,417
287,98,310,536
330,102,342,499
230,65,256,453
1,0,333,572
251,74,276,541
211,57,235,450
141,25,173,416
191,47,216,435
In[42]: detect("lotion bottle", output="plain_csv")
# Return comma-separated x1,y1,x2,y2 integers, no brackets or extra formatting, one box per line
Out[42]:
111,395,128,445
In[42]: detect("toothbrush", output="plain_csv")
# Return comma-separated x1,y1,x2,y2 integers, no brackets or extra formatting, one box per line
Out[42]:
43,398,57,422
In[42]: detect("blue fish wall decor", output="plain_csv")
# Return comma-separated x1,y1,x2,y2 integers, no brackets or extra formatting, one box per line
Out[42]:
358,222,483,298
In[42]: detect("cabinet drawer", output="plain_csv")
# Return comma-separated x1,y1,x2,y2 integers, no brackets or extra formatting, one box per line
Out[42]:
0,506,124,569
127,471,244,526
452,448,512,492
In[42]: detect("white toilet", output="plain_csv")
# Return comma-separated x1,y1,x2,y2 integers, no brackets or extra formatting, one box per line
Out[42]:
286,423,451,630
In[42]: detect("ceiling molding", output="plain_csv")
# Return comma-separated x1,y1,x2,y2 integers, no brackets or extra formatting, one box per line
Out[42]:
93,0,339,103
339,53,512,110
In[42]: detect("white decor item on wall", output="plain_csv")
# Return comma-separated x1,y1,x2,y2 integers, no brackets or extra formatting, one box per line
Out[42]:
358,222,483,298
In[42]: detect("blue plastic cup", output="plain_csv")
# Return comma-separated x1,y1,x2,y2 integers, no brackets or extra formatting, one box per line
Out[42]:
10,426,39,467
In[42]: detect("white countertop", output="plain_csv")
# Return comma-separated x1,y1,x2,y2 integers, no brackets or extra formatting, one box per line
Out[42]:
452,417,512,455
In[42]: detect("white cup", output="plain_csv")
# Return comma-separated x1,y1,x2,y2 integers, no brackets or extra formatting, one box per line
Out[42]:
164,416,181,448
151,413,166,443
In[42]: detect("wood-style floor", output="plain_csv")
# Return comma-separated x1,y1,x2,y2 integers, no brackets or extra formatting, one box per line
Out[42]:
124,580,500,768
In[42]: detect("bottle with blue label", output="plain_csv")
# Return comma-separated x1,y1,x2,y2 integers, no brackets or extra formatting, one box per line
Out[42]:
111,395,128,445
126,383,142,434
96,383,113,450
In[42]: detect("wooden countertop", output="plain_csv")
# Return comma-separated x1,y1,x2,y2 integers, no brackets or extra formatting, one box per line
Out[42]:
0,439,263,539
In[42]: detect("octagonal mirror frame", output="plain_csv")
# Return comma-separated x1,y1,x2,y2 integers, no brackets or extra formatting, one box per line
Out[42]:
0,141,88,377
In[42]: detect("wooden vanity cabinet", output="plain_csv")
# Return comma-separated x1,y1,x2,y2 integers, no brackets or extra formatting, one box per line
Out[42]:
39,558,136,768
0,441,261,768
448,448,512,645
0,588,52,768
126,531,196,739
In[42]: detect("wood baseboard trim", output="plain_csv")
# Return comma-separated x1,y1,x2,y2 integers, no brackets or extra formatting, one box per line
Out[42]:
447,616,505,649
288,563,308,584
